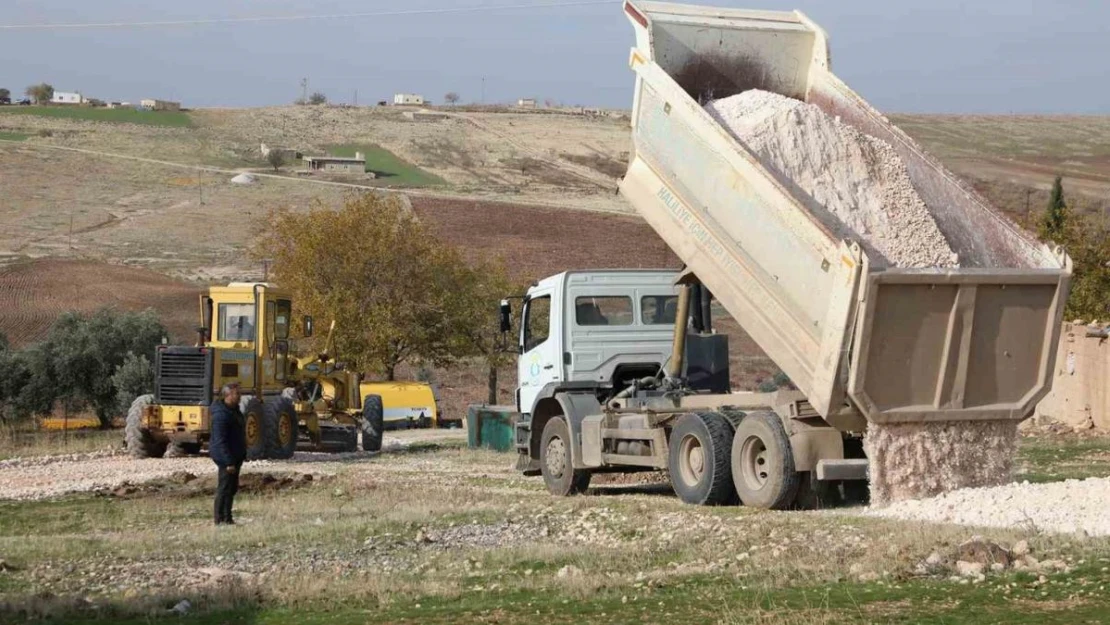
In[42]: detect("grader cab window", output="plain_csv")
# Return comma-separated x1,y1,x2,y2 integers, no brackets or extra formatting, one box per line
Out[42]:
275,300,292,340
219,304,256,342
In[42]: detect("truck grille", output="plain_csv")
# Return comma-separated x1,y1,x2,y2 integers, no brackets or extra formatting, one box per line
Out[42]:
156,347,214,406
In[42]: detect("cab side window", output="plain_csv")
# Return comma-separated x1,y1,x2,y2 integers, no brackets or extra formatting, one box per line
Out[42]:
523,296,551,352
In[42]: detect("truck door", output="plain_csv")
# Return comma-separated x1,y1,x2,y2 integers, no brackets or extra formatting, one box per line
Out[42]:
518,291,560,414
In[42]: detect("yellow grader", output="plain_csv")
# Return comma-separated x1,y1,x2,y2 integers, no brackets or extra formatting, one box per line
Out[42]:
125,283,386,459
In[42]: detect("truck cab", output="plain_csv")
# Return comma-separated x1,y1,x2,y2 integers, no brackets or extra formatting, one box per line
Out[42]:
514,270,731,475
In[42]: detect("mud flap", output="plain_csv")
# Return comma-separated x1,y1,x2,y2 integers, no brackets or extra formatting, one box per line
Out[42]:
580,415,604,467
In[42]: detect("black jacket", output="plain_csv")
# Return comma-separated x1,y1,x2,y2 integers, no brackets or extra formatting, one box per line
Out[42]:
210,399,246,466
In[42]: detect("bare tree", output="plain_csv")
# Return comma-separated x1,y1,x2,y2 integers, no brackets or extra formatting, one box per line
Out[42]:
444,92,460,106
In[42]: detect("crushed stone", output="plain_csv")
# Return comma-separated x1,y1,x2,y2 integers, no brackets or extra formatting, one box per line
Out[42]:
865,421,1020,505
705,89,958,268
864,476,1110,537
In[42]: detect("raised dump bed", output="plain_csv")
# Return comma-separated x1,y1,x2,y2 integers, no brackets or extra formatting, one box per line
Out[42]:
618,1,1071,427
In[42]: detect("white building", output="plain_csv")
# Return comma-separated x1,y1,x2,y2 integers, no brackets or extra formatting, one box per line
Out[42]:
517,98,537,109
140,99,181,111
393,93,425,106
51,92,85,105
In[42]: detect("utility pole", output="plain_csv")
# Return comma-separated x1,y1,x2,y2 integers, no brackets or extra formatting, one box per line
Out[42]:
481,77,486,104
301,78,308,103
263,259,273,282
354,89,358,107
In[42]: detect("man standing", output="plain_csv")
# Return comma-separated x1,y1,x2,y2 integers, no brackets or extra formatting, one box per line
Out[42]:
210,383,246,525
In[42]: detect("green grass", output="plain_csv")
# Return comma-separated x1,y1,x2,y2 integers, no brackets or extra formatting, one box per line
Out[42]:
0,131,28,141
0,106,193,128
324,144,445,186
1017,436,1110,483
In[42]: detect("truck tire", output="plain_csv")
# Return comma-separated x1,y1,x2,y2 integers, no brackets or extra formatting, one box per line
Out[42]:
125,394,166,459
240,396,268,461
265,398,298,460
731,411,799,510
360,394,384,452
668,412,736,506
540,417,591,496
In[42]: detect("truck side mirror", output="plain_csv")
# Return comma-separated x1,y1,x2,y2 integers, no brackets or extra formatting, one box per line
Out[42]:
499,300,512,333
303,316,314,338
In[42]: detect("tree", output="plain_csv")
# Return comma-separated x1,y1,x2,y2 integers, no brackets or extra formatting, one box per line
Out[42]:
111,353,155,415
256,193,492,381
42,309,166,426
308,92,327,105
267,149,286,172
444,92,460,106
1040,176,1070,244
25,83,54,104
0,88,10,101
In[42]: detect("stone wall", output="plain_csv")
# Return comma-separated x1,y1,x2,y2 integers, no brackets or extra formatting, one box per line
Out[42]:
1035,323,1110,430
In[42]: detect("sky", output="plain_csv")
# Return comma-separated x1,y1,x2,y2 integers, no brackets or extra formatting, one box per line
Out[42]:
0,0,1106,114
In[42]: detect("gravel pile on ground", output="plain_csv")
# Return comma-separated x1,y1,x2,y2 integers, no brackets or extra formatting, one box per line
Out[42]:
705,89,958,269
864,476,1110,537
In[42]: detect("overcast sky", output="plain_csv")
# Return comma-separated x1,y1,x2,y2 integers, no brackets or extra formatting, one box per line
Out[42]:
0,0,1105,113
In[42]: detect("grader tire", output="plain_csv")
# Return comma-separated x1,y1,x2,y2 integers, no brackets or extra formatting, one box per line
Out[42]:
731,412,800,510
360,394,384,452
668,412,736,506
540,417,591,496
265,398,298,460
125,394,166,459
240,396,268,461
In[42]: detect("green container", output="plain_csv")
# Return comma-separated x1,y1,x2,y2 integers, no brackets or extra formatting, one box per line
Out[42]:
466,405,518,452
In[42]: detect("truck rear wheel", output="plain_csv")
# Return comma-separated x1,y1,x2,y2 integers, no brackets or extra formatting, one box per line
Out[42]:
265,398,298,460
668,412,736,506
125,394,166,459
240,396,268,461
540,417,591,496
731,412,799,510
361,395,384,452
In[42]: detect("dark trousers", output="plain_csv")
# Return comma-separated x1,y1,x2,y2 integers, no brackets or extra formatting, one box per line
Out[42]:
214,462,242,525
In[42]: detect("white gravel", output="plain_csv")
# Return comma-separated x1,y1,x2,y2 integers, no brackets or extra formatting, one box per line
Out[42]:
706,90,958,268
0,439,410,501
863,476,1110,537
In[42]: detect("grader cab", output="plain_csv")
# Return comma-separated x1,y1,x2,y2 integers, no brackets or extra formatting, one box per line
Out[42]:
124,283,385,459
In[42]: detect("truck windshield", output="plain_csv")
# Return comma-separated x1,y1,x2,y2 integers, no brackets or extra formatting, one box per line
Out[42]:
219,304,256,342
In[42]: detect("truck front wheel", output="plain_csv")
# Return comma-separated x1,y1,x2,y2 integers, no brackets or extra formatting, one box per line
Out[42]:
731,412,799,510
668,412,736,506
540,417,591,496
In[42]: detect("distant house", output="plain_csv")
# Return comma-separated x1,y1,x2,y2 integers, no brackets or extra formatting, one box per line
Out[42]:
304,152,366,174
140,99,181,111
52,91,86,105
393,93,425,106
517,98,537,109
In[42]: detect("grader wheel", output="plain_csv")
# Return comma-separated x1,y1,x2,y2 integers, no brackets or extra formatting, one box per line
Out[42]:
240,396,268,461
264,398,298,460
125,394,167,459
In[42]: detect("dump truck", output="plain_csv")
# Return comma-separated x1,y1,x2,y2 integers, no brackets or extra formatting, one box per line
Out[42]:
125,282,431,459
507,1,1072,509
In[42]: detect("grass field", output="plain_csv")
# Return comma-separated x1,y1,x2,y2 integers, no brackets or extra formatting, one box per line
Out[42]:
0,131,28,141
325,143,446,186
1,432,1108,624
0,106,192,128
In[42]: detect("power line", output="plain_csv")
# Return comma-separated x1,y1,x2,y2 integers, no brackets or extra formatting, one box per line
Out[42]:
0,1,612,30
